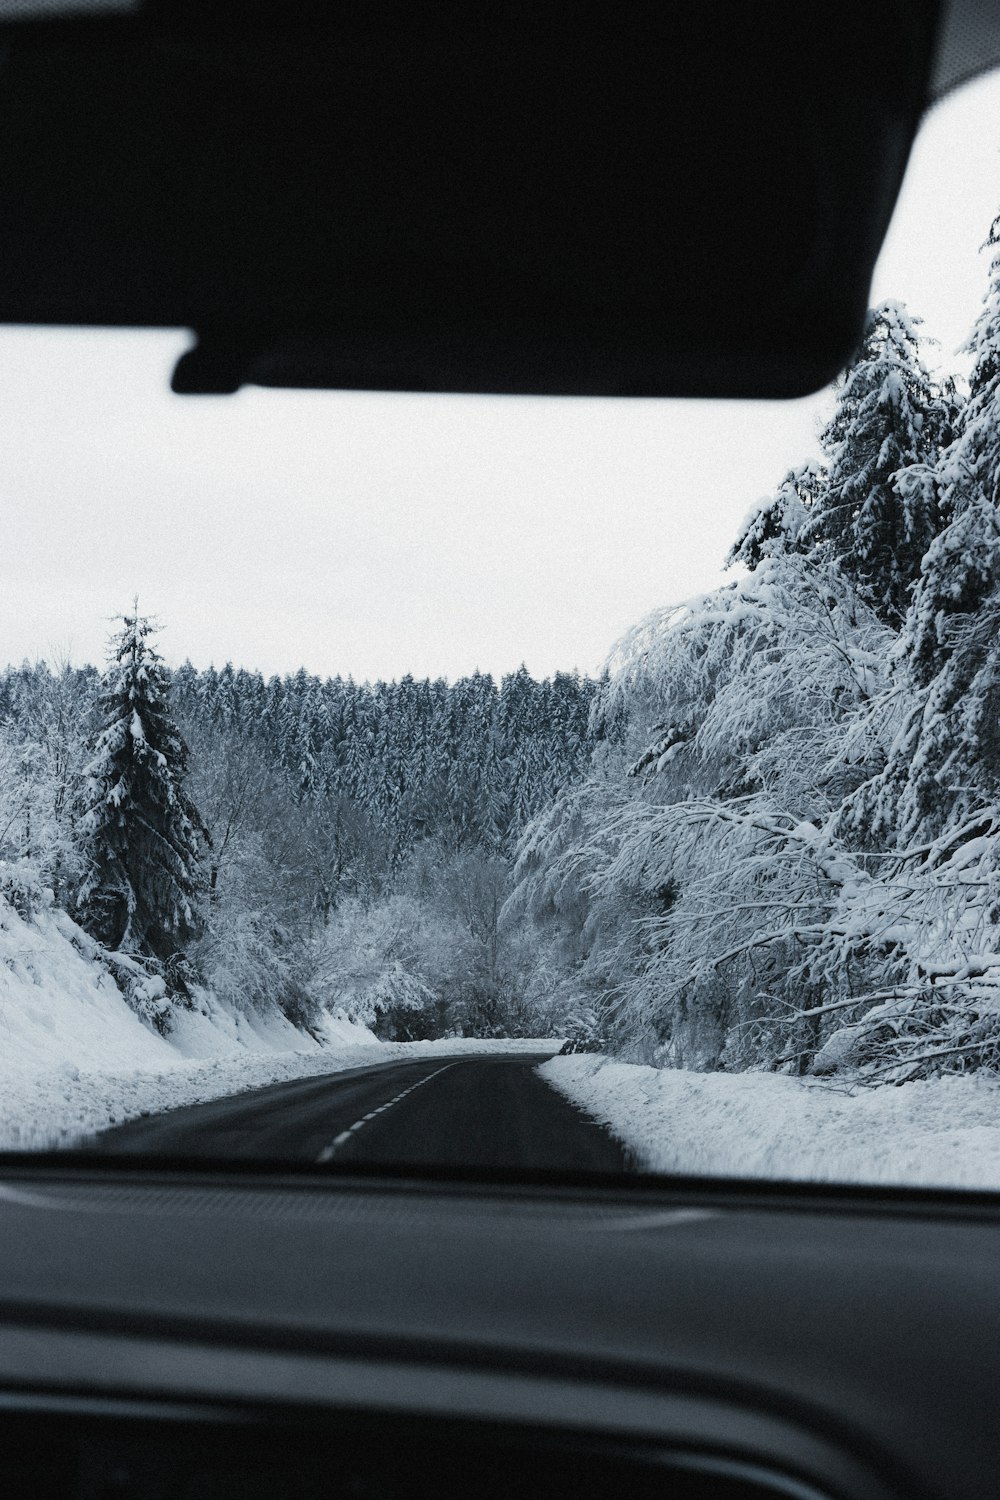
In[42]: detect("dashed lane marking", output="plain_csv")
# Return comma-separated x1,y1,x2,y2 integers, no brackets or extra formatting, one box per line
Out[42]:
316,1063,457,1162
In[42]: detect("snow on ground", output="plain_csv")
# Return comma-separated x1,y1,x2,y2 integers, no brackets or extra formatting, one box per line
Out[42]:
541,1054,1000,1190
0,890,559,1150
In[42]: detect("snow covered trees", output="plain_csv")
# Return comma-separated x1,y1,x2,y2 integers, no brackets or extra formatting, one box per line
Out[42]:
0,641,596,1037
507,559,895,1069
0,660,93,902
508,248,1000,1082
77,609,209,964
866,222,1000,841
16,238,1000,1074
729,302,957,622
810,302,958,624
6,240,1000,1074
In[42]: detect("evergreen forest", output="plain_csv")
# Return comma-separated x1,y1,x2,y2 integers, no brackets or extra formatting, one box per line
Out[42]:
0,634,597,1039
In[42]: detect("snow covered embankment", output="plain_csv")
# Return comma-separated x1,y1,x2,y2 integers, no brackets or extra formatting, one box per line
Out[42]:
0,893,370,1147
0,893,559,1150
541,1055,1000,1190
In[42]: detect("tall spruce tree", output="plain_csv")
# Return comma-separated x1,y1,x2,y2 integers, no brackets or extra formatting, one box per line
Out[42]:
727,303,957,623
809,301,957,624
828,211,1000,859
78,608,209,958
882,215,1000,839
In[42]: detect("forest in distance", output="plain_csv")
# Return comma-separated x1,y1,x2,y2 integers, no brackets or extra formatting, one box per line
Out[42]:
5,207,1000,1088
0,648,597,1042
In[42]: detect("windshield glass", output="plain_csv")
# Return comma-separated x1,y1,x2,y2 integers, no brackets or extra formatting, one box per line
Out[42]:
3,73,1000,1190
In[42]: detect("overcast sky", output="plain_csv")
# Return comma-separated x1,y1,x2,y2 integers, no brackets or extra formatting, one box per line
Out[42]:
2,71,999,684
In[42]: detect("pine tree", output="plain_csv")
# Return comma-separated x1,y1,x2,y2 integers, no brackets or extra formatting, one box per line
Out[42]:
78,607,209,958
728,304,957,624
860,217,1000,842
810,301,955,624
726,461,827,570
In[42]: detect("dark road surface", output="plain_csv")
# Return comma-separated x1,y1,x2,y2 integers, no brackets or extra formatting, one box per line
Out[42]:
97,1052,631,1173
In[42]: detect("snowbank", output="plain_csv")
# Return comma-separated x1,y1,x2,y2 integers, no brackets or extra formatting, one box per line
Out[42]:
0,895,375,1074
0,884,561,1149
0,893,377,1147
540,1054,1000,1190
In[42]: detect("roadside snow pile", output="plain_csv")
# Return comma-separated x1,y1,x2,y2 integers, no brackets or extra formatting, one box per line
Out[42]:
0,893,377,1067
540,1055,1000,1189
0,891,376,1147
0,900,184,1076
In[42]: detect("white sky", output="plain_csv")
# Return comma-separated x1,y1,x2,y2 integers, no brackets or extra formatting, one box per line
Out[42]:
2,71,999,684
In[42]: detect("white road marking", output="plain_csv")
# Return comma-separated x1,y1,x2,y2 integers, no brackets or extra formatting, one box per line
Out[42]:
317,1063,457,1162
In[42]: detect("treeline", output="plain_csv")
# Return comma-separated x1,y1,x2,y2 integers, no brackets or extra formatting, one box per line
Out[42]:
170,661,595,864
507,213,1000,1083
0,639,596,1039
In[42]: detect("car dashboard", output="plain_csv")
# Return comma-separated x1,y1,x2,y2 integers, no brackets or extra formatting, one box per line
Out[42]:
0,1164,996,1499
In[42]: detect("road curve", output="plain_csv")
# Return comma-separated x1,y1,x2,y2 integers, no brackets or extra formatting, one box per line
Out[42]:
96,1052,632,1173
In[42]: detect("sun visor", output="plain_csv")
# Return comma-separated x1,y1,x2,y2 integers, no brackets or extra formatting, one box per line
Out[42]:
0,1,939,397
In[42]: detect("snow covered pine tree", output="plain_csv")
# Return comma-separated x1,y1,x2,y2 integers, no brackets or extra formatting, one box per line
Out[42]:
728,300,958,620
78,608,209,1002
808,300,959,625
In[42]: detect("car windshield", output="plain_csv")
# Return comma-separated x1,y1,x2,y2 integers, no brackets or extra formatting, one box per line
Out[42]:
2,71,1000,1191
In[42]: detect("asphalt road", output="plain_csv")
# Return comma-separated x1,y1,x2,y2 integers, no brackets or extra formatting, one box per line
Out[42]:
96,1052,631,1172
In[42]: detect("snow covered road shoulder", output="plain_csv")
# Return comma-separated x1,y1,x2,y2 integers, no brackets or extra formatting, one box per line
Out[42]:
540,1054,1000,1190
